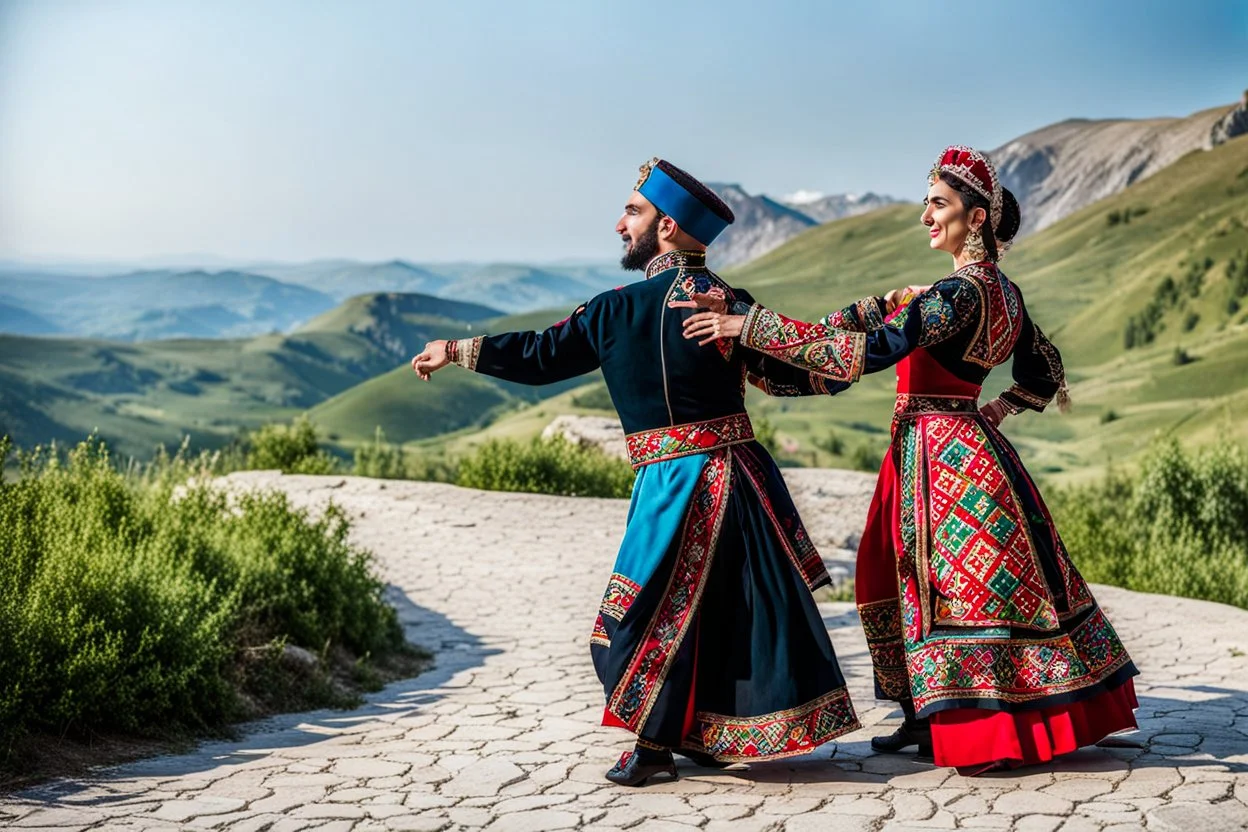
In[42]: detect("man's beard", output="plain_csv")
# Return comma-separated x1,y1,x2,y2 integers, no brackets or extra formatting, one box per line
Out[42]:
619,218,661,271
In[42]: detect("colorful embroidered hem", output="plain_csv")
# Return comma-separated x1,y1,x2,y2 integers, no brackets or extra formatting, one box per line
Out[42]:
693,687,860,762
590,573,641,648
451,336,483,371
909,606,1135,712
740,304,866,382
859,598,909,700
606,452,731,731
625,413,754,469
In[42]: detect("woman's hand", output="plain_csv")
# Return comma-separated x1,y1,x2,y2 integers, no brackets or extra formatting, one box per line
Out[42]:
979,398,1011,427
883,284,932,314
681,311,746,345
667,291,729,315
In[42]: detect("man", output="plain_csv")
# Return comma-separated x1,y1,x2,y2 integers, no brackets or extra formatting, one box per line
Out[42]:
412,158,862,786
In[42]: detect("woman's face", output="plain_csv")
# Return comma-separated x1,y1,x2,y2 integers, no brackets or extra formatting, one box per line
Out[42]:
920,178,984,257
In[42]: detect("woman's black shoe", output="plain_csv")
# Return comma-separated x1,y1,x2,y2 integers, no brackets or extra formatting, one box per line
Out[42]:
605,748,678,786
871,720,934,763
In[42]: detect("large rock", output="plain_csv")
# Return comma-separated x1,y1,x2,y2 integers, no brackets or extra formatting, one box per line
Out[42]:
541,415,628,460
991,96,1247,237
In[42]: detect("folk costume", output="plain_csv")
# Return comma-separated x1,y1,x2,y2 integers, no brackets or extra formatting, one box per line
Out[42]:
736,146,1139,771
445,159,860,783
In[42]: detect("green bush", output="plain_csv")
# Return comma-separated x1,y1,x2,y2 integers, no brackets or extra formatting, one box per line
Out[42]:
1100,409,1120,424
0,436,407,760
457,435,634,498
850,443,883,472
1050,438,1248,609
815,430,845,456
246,417,338,474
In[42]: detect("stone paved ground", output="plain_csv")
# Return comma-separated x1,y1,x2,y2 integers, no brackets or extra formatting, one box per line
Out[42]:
4,472,1248,832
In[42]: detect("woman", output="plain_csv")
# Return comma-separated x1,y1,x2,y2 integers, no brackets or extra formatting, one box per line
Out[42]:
674,146,1139,775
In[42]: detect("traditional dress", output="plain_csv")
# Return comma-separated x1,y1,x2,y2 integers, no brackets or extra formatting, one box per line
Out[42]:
735,149,1139,771
444,161,860,764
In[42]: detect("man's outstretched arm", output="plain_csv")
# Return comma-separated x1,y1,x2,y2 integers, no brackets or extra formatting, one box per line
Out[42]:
413,300,601,385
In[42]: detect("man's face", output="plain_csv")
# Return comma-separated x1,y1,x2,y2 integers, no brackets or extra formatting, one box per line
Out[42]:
616,191,662,271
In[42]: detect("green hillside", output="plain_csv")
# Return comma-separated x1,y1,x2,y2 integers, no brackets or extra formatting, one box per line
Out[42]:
0,290,583,459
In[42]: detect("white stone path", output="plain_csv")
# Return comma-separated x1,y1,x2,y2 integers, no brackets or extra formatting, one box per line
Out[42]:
4,472,1248,832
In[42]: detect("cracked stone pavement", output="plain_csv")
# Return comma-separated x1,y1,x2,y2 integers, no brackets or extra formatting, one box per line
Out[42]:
3,471,1247,831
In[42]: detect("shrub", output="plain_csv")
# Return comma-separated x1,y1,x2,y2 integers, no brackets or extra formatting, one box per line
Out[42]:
815,430,846,456
0,436,409,762
457,435,634,498
246,417,337,474
1050,438,1248,610
850,443,883,472
1172,347,1194,366
1100,409,1120,424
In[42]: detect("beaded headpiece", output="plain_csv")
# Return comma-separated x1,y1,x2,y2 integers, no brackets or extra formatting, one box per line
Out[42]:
929,145,1004,234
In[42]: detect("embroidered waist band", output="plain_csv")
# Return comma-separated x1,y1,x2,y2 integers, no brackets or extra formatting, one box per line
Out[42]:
893,393,980,419
625,413,754,469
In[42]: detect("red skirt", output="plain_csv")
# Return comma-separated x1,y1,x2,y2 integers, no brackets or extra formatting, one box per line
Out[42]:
929,679,1139,768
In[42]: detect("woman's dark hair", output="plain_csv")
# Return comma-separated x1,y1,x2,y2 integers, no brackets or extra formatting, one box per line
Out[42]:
656,159,735,224
938,171,1021,261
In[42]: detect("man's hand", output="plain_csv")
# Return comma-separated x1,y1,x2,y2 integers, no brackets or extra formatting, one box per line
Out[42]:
412,340,450,381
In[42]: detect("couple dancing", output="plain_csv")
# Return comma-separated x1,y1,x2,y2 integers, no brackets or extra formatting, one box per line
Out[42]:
411,149,1139,785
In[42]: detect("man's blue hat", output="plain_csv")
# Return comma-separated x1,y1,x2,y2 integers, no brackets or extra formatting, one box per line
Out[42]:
634,158,734,246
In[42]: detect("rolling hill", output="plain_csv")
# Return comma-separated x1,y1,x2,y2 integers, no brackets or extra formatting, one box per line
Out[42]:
0,292,597,458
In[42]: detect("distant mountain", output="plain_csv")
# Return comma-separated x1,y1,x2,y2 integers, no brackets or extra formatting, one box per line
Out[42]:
0,269,336,341
438,264,621,313
707,183,818,270
780,191,904,224
0,299,61,335
992,94,1248,236
248,259,452,301
249,259,626,314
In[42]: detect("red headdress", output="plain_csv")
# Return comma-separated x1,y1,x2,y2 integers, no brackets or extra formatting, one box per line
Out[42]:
929,145,1004,236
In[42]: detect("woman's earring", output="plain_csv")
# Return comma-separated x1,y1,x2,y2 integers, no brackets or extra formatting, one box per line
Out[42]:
965,226,986,261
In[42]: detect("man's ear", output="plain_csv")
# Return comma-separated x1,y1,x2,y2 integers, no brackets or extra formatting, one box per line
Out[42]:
658,215,679,241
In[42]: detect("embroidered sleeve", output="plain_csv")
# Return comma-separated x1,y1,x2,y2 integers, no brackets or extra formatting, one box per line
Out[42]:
739,304,867,382
742,351,850,397
999,312,1069,413
462,300,601,385
821,297,887,332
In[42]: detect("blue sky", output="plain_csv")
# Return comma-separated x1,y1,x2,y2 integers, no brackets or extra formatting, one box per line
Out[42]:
1,0,1245,264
